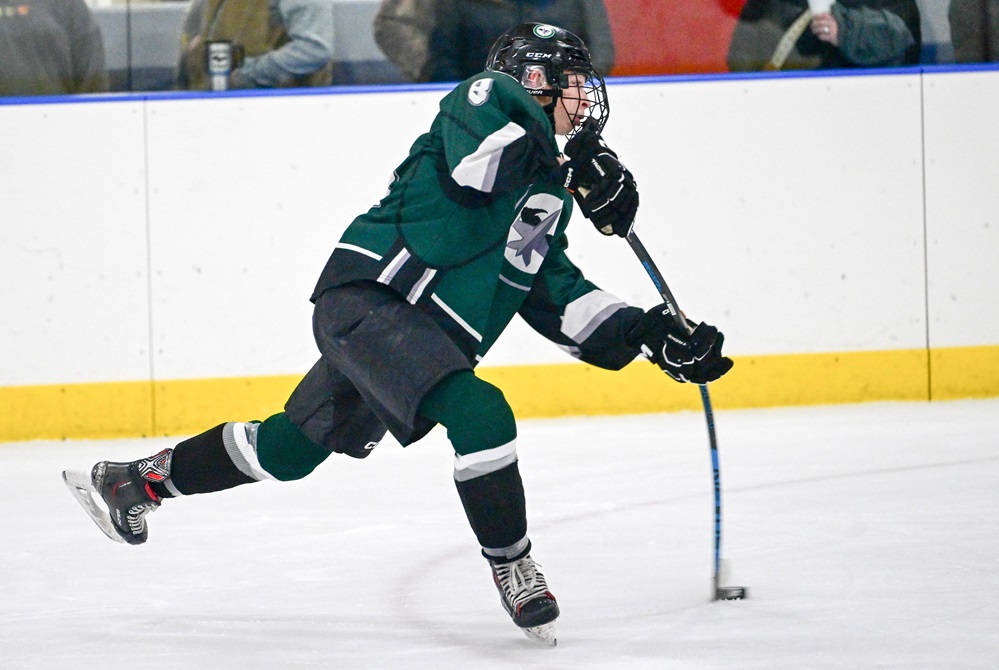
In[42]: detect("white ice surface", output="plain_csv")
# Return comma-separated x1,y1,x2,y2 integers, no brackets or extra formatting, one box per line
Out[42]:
2,400,998,669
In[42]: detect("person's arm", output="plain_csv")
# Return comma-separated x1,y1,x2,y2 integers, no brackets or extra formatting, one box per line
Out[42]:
833,1,918,67
68,0,109,93
175,0,205,89
518,229,645,370
578,0,616,76
522,226,733,381
948,0,985,63
726,0,786,72
426,0,464,82
233,0,334,88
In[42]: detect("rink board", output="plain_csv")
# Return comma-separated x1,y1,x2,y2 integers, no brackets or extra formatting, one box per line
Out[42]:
1,68,997,441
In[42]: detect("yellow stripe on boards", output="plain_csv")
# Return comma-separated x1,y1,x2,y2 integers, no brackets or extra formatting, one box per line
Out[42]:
478,362,702,415
931,345,999,400
1,346,997,443
153,375,301,437
480,348,931,417
0,381,153,442
708,349,930,408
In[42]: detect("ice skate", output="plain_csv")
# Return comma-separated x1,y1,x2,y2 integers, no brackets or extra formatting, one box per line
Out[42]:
490,552,559,647
62,449,172,545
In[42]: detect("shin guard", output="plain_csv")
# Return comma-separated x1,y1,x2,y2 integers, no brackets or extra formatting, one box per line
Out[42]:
168,423,256,495
454,461,528,558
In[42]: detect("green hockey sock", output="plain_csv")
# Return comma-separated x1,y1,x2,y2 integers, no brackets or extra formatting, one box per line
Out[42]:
256,412,332,481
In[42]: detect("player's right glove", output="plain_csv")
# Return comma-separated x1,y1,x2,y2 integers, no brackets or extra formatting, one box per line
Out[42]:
561,128,639,238
627,304,734,384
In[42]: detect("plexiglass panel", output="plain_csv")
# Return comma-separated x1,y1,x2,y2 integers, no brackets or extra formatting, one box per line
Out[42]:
1,0,981,98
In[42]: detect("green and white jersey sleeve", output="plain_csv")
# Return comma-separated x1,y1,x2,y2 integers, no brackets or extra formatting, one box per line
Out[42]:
519,228,645,371
310,70,642,369
440,73,562,196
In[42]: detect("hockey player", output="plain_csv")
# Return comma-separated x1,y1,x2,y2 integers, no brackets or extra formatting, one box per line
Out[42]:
63,23,733,646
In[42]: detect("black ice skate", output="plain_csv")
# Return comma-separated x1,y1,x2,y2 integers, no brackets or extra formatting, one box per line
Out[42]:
490,552,560,646
62,449,172,545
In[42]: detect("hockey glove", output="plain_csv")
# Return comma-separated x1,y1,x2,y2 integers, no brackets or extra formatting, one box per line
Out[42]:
628,304,734,384
561,129,640,238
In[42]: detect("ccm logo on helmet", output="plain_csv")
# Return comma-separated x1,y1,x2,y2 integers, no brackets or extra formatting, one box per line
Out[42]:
525,52,552,59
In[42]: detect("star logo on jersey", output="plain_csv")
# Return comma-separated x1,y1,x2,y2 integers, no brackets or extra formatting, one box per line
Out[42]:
508,207,557,266
504,194,564,274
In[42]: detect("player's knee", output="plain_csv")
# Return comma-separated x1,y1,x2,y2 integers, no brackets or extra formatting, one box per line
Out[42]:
256,412,332,481
419,371,516,456
463,382,516,444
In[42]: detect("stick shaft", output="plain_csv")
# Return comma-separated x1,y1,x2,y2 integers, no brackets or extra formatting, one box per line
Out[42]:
625,233,685,329
625,232,724,595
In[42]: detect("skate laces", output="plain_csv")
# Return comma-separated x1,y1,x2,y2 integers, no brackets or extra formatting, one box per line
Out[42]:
494,556,550,609
126,500,158,534
123,449,170,534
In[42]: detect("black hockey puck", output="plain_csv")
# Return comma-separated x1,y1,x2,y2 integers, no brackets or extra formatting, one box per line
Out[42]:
715,586,748,600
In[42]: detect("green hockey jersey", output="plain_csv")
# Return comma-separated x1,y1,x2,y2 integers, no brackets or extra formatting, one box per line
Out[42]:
312,70,642,370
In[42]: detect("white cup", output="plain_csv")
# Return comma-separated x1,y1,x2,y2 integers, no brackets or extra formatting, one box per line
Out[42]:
807,0,835,14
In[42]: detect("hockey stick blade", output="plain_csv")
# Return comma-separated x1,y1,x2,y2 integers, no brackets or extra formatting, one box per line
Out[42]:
62,469,127,544
714,559,748,601
715,586,748,601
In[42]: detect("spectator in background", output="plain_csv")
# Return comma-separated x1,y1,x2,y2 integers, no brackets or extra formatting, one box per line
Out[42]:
373,0,439,82
426,0,615,82
950,0,999,62
0,0,109,96
728,0,921,72
177,0,334,90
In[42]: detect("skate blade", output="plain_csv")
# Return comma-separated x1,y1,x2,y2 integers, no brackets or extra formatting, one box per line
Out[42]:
62,469,126,544
522,622,557,647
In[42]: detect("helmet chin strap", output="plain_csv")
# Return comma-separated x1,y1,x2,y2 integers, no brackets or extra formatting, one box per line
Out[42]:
540,91,562,133
543,101,557,132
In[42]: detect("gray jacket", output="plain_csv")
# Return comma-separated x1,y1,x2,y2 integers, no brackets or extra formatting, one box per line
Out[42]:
0,0,109,96
178,0,333,89
949,0,999,63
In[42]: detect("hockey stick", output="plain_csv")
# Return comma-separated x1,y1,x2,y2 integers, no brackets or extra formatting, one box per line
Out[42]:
625,231,747,601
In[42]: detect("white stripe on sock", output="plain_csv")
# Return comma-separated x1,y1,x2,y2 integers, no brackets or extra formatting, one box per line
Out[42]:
231,422,277,481
453,439,517,482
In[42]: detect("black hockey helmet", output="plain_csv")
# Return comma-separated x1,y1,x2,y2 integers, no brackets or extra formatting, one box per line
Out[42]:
485,22,609,135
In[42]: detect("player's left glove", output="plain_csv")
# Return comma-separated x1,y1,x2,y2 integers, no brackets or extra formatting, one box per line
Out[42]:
627,304,734,384
561,129,639,238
